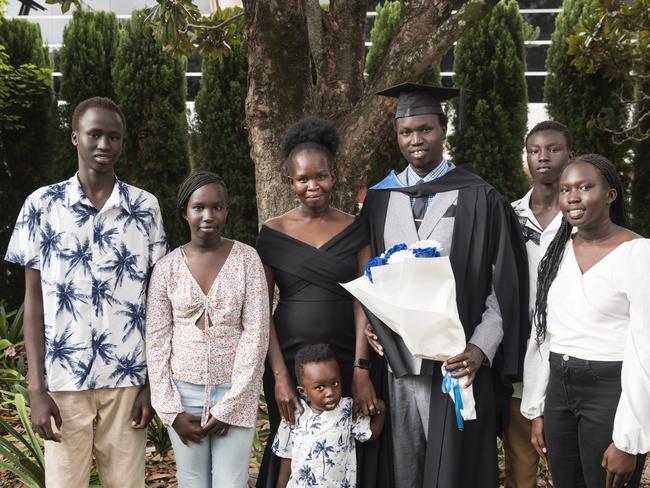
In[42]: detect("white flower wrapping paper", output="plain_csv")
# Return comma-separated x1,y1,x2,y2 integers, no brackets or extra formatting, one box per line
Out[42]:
341,250,476,421
342,256,465,361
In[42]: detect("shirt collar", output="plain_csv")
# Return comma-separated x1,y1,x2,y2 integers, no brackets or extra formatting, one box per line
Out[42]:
513,188,563,234
406,158,449,186
512,188,534,217
65,173,131,214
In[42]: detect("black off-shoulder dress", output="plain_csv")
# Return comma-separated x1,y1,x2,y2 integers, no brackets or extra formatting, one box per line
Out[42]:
255,218,374,488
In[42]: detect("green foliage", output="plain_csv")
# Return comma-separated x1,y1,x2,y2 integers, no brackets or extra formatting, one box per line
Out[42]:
631,86,650,236
145,1,242,59
449,0,528,200
545,0,630,179
522,17,541,45
364,1,400,83
51,9,119,183
0,305,27,410
59,9,118,103
0,18,48,67
567,0,650,143
0,394,45,488
113,9,190,247
147,415,172,458
0,49,51,133
0,305,25,361
192,9,257,245
363,1,442,187
0,17,53,311
45,0,76,14
567,0,649,83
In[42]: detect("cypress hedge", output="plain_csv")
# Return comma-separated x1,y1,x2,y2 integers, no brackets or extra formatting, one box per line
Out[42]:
51,10,119,183
545,0,630,184
191,9,257,245
113,9,190,247
631,89,650,236
449,0,528,201
0,18,53,308
59,10,118,104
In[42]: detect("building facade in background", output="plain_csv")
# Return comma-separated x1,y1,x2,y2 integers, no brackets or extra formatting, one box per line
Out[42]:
7,0,558,128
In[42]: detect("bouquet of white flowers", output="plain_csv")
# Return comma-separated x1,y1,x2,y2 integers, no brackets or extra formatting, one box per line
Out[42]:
341,240,476,428
342,240,466,361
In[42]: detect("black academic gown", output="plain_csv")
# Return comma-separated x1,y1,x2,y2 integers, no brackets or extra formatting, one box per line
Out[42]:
360,164,529,488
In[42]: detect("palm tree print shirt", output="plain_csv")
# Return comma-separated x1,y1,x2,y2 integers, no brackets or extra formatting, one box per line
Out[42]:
4,175,168,392
272,397,371,488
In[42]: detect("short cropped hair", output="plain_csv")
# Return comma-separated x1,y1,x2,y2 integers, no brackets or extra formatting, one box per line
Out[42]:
72,96,126,131
525,120,572,150
294,343,339,384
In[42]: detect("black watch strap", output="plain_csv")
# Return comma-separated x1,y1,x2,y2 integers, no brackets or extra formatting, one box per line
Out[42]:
353,358,371,370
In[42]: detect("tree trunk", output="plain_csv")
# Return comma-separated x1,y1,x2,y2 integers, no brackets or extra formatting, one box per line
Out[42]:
244,0,500,223
242,0,312,224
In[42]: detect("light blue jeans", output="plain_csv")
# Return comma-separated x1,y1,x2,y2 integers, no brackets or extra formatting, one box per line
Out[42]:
168,381,255,488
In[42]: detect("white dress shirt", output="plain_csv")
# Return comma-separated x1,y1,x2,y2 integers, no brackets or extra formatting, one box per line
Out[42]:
511,189,562,398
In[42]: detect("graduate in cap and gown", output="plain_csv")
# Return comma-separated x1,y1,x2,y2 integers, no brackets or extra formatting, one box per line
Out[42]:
361,83,529,488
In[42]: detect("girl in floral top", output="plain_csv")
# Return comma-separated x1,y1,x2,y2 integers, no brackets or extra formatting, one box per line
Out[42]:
146,171,269,487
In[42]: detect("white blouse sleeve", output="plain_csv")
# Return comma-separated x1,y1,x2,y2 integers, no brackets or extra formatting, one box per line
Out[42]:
520,329,551,420
613,239,650,454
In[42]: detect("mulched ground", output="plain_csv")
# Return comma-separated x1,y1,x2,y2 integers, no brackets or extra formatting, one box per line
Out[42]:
2,411,649,487
141,444,648,488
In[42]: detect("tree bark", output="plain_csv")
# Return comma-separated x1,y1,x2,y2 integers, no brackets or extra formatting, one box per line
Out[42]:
244,0,500,222
314,0,368,118
242,0,312,224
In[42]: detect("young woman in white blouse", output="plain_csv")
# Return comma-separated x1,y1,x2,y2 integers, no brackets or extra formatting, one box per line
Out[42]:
521,154,649,488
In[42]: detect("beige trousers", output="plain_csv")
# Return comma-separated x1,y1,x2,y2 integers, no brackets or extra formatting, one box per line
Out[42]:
44,386,146,488
503,397,539,488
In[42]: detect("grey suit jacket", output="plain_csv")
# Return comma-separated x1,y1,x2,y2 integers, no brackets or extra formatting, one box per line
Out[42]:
383,168,504,375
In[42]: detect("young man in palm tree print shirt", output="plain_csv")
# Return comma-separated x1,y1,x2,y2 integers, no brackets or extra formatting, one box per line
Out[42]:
4,97,168,487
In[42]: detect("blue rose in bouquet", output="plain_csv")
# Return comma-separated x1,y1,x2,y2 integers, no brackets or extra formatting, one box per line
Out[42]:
364,240,443,282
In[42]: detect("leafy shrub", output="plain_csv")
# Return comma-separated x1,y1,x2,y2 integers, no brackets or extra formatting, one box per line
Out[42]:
0,394,44,488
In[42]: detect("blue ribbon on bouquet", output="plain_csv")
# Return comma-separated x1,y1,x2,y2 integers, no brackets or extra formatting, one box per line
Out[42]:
441,370,464,431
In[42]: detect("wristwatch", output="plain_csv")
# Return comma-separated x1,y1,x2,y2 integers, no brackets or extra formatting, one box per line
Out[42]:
352,358,371,370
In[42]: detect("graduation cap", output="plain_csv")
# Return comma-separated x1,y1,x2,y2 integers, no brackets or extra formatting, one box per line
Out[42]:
376,82,466,135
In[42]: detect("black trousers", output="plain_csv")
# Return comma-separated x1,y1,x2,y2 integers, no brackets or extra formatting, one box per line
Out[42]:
545,352,646,488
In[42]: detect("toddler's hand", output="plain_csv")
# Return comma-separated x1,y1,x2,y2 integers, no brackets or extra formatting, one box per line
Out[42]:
372,398,385,415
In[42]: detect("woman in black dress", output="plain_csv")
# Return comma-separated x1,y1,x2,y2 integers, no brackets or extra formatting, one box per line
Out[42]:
255,117,380,488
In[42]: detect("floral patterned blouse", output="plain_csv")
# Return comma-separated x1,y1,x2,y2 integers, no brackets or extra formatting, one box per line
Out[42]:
145,242,269,428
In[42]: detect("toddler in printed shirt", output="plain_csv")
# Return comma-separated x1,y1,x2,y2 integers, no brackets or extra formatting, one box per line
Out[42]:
273,344,385,488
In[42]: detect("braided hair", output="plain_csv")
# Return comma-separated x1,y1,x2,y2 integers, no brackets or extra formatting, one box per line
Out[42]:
281,116,340,174
533,154,631,344
177,170,228,242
